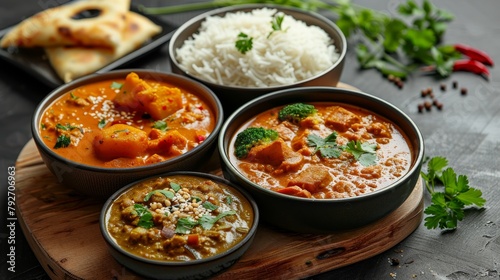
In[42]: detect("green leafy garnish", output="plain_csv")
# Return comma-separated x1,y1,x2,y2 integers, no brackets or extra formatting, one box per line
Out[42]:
144,189,175,201
307,132,342,159
235,32,253,54
175,217,198,234
134,204,154,229
170,182,181,192
175,210,236,233
202,201,218,211
307,133,377,166
54,135,71,149
113,129,130,134
56,123,79,131
268,13,285,38
198,211,237,230
98,119,106,129
152,120,168,131
344,140,377,166
225,196,233,205
421,157,486,231
70,92,79,100
111,81,123,89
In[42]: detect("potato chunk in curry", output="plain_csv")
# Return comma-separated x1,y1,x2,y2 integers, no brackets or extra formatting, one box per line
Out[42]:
93,124,148,160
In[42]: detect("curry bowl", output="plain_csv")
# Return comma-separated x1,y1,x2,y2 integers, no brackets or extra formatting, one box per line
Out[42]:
31,69,223,197
169,4,346,114
218,87,424,233
100,171,259,279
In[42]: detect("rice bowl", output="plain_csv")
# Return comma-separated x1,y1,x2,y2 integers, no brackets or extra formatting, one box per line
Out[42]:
169,4,346,113
175,7,339,88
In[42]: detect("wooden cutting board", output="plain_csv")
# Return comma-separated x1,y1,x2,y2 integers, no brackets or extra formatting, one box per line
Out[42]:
15,82,424,279
15,139,423,280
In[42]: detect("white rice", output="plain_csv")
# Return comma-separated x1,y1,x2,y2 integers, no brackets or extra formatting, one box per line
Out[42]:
175,8,339,88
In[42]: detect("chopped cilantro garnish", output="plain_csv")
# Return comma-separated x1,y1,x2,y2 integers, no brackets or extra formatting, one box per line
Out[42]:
344,140,377,166
175,217,198,234
56,123,79,131
202,201,218,211
111,81,123,89
235,32,253,54
268,13,285,38
54,135,71,149
152,120,168,131
144,189,175,201
70,92,79,100
198,211,237,230
98,119,106,129
170,182,181,192
307,132,342,159
307,132,378,165
134,204,154,229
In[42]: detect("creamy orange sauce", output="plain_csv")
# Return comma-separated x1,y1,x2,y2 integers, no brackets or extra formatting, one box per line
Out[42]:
39,73,215,167
229,103,413,199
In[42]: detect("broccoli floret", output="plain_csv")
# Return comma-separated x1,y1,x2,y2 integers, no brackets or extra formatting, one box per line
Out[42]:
278,103,317,123
234,127,279,159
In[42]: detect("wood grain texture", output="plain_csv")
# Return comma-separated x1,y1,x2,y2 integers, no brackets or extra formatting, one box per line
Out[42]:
15,137,423,280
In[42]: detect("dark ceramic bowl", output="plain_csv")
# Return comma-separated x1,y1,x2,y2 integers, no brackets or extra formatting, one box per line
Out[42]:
218,87,424,233
100,171,259,280
169,4,346,114
32,69,223,197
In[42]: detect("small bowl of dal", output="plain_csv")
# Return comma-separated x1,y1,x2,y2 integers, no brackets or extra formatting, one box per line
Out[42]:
169,4,347,114
100,171,259,279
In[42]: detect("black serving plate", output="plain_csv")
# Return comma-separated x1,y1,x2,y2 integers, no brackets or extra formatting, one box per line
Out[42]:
0,5,178,88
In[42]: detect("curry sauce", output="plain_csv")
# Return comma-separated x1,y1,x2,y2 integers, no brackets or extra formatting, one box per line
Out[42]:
106,175,254,261
229,103,413,199
39,72,216,167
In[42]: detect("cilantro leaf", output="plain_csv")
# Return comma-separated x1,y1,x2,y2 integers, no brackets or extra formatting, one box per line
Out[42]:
98,119,106,129
144,189,175,201
307,132,342,158
152,120,168,131
268,13,285,38
235,32,253,54
202,201,218,211
54,135,71,149
421,156,485,231
134,204,154,229
175,217,198,234
344,140,377,166
198,211,236,230
111,81,123,89
170,182,181,192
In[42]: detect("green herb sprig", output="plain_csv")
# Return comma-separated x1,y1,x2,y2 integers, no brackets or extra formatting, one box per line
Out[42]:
134,204,154,229
235,32,253,54
140,0,457,79
421,156,486,231
268,13,285,38
307,132,377,166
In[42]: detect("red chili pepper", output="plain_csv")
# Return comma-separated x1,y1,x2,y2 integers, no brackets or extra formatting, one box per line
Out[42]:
419,59,490,80
454,44,494,66
452,59,490,80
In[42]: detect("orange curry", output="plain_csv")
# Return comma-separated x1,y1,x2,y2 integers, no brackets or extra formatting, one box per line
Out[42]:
229,103,413,199
40,72,216,167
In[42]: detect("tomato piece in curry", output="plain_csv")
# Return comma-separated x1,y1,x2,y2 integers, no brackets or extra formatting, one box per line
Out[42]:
229,102,413,199
39,72,216,167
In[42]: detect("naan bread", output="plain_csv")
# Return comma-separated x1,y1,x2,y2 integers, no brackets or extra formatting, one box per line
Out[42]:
45,11,162,83
0,0,129,49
